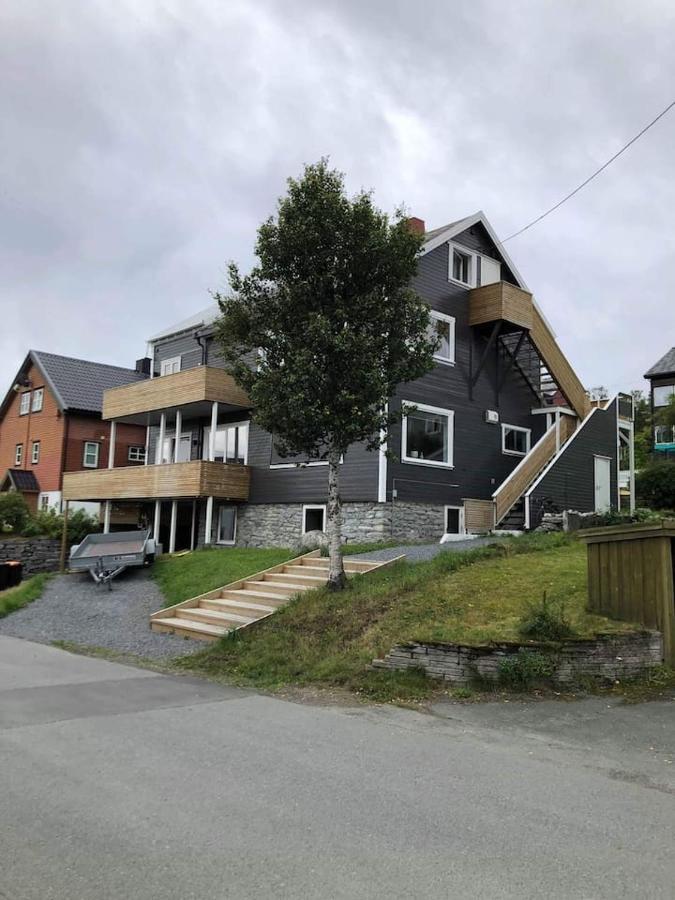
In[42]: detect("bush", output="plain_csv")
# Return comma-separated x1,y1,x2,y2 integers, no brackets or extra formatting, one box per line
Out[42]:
0,493,30,533
498,649,556,688
22,508,100,545
636,461,675,510
518,591,575,642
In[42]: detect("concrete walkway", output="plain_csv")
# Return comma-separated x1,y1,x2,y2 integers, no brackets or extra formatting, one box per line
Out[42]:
1,635,673,899
352,535,502,563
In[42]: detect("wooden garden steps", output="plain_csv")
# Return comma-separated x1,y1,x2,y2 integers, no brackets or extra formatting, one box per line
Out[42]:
150,549,404,642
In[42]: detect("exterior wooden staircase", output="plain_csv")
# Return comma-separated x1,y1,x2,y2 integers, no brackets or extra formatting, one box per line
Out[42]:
150,550,403,641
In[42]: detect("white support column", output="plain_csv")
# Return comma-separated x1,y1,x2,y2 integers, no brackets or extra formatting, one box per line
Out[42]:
209,402,218,461
190,500,197,551
174,410,182,463
153,500,162,543
144,425,151,466
108,421,116,469
629,422,636,513
205,496,214,545
157,413,166,464
103,501,112,534
169,501,177,554
555,410,561,453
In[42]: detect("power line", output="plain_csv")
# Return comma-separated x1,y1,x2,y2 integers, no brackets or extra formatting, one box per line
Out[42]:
502,98,675,243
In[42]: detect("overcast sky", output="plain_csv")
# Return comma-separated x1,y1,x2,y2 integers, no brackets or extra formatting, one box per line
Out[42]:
2,0,674,396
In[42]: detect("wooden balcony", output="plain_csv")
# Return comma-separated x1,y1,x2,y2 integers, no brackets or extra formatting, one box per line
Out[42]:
469,282,534,330
62,461,251,502
103,366,250,421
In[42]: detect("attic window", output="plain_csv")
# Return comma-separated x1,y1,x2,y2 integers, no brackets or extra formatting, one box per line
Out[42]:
19,392,30,416
448,243,477,287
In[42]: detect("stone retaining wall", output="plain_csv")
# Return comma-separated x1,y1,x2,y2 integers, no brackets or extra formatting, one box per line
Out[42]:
0,537,61,576
372,631,664,686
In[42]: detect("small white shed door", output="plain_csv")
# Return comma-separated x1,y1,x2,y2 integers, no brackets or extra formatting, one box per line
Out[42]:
594,456,611,512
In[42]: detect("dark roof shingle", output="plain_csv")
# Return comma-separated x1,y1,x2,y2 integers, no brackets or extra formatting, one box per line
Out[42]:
32,351,146,413
644,348,675,379
2,469,40,492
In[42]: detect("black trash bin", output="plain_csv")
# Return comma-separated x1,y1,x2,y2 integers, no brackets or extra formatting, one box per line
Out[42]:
7,561,22,587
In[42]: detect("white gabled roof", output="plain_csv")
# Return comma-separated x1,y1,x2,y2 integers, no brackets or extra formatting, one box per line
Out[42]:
421,210,530,292
148,303,220,342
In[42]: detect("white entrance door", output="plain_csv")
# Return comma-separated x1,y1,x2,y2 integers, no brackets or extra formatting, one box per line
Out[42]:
594,456,611,512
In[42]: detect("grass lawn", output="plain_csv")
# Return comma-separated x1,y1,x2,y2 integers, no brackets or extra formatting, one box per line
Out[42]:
0,573,52,619
153,546,295,606
175,533,637,701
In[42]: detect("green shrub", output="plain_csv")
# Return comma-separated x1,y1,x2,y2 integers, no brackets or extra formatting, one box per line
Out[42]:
22,508,100,545
636,461,675,510
498,649,555,688
518,591,575,642
0,492,30,533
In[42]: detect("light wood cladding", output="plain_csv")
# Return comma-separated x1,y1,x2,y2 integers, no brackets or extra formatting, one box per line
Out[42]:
494,415,577,523
529,308,591,419
102,367,250,420
463,499,496,533
63,460,250,501
468,282,534,330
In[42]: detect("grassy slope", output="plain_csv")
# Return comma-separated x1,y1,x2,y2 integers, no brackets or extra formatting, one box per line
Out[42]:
0,573,52,619
153,547,294,607
176,534,635,698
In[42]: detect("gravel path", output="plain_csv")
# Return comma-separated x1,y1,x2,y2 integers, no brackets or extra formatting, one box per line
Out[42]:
350,536,504,563
0,569,202,660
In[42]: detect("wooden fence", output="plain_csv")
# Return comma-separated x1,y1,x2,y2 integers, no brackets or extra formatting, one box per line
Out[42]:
580,521,675,665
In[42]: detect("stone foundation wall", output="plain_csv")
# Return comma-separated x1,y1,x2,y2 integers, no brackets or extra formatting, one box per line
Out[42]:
0,537,61,575
372,631,664,686
231,501,448,548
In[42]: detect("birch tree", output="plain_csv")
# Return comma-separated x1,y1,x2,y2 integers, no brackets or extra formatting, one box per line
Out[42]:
214,160,436,589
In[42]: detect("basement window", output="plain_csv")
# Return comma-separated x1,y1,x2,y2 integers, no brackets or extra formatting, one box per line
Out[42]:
401,402,454,468
445,506,465,535
502,424,531,457
302,504,326,534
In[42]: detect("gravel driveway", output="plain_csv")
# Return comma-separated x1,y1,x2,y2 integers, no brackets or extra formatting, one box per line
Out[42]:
0,569,202,660
352,535,504,563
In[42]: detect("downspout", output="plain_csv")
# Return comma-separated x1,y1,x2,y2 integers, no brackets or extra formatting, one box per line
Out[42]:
195,332,208,366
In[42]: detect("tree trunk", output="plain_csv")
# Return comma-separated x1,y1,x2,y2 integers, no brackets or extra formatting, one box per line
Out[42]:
326,448,347,590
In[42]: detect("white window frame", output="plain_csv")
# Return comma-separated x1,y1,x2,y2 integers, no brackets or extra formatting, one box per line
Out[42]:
202,421,249,465
653,384,675,408
19,392,31,416
448,242,477,288
302,504,326,534
40,495,50,512
501,423,532,457
15,444,23,465
128,445,147,463
444,505,466,536
429,311,455,365
216,504,238,545
83,441,100,468
401,401,455,469
31,441,40,464
31,388,44,412
160,356,182,377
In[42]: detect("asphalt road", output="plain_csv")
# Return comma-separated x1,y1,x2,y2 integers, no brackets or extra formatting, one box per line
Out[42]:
1,635,673,899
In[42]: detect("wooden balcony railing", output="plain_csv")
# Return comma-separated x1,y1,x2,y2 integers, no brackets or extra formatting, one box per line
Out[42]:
62,461,251,502
493,414,578,523
468,283,590,420
102,366,250,420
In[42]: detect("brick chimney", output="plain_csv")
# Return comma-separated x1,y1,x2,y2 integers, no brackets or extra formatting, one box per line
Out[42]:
406,216,426,235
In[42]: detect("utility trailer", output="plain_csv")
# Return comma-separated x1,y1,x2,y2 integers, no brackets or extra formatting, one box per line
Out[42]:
69,530,157,588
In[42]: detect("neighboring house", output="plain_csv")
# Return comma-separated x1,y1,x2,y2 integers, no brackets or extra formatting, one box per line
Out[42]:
0,351,148,517
644,347,675,453
62,211,635,549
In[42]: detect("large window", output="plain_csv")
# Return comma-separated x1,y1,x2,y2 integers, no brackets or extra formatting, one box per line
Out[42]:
302,504,326,534
203,422,249,464
31,388,44,412
401,403,454,468
654,384,675,408
216,505,237,544
428,312,455,365
83,441,100,468
502,424,531,457
19,392,30,416
31,441,40,464
160,356,181,376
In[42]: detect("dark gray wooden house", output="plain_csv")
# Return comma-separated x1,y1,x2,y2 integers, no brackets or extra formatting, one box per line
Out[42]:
63,212,635,549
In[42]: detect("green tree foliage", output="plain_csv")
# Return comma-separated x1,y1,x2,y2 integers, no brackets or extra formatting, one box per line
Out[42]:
636,461,675,510
214,160,437,588
0,492,30,533
631,389,652,469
